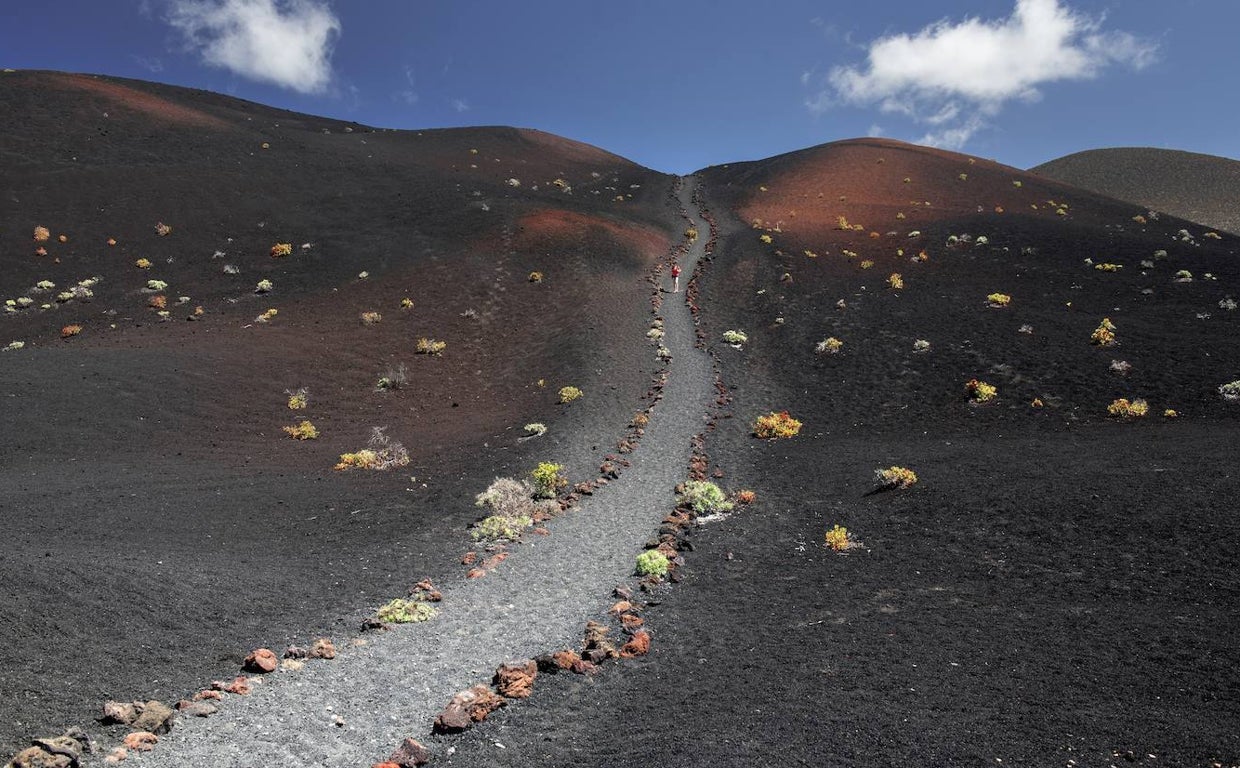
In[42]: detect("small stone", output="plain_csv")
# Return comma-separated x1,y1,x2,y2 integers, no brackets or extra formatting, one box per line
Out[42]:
284,645,308,659
493,660,537,699
621,630,652,657
620,613,645,630
192,690,223,702
132,700,175,734
310,638,337,659
550,650,580,670
281,659,305,672
179,701,218,718
101,700,137,725
461,552,477,566
243,648,278,673
570,659,598,675
613,586,633,600
466,568,486,579
388,737,432,766
433,684,506,733
480,552,508,570
223,676,252,695
372,763,401,768
104,747,128,763
122,731,158,752
9,746,71,768
609,600,632,615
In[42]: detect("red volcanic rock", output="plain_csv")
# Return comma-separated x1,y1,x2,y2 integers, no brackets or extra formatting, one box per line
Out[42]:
480,552,508,570
620,613,645,630
550,650,580,670
372,763,401,768
177,701,217,718
103,747,128,764
609,600,633,615
432,684,507,733
122,731,158,751
570,658,598,675
8,745,72,768
192,689,223,701
309,638,337,659
461,551,478,566
243,648,278,673
101,700,137,725
493,660,537,698
621,630,652,657
466,567,486,579
388,737,432,766
132,700,175,734
223,676,252,695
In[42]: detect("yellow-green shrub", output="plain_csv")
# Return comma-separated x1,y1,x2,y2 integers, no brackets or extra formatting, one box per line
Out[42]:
753,411,801,439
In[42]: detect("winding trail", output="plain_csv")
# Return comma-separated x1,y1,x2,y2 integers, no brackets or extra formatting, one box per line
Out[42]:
137,180,714,767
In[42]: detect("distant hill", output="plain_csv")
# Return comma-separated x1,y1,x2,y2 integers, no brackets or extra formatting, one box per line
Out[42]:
1033,147,1240,234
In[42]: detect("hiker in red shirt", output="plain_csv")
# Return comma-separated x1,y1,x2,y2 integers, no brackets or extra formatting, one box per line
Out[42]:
671,263,682,293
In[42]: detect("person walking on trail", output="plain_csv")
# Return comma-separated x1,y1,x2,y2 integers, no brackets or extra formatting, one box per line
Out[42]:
671,263,682,293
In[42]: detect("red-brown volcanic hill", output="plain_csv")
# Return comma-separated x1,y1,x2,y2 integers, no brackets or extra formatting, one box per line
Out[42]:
698,136,1240,432
0,70,677,758
1034,147,1240,235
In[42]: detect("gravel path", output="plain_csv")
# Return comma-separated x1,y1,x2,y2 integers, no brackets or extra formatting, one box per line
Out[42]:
130,180,713,768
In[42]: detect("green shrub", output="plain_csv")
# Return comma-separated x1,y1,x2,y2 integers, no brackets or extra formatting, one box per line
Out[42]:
471,514,533,542
635,550,669,577
531,462,567,499
678,481,734,515
376,598,437,623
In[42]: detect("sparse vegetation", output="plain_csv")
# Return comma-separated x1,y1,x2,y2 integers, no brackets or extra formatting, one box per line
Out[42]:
376,363,408,391
965,379,997,403
875,466,918,489
333,427,410,471
722,330,748,345
678,481,734,515
255,279,273,293
528,271,544,283
61,324,82,339
531,462,568,499
1219,381,1240,402
33,226,50,242
375,598,437,624
815,337,843,355
270,243,292,257
147,279,168,291
360,311,382,325
635,550,669,577
135,258,152,269
558,386,583,403
825,524,853,552
1107,398,1148,418
416,337,447,355
155,222,172,236
286,388,309,410
1094,263,1123,272
283,420,319,440
913,339,931,353
472,514,534,542
753,411,802,439
256,308,278,323
1091,318,1117,347
888,273,904,290
735,490,756,504
524,423,547,437
986,293,1011,308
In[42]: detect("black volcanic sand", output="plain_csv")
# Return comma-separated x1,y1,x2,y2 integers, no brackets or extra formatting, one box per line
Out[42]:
440,143,1240,766
0,71,679,757
1034,147,1240,236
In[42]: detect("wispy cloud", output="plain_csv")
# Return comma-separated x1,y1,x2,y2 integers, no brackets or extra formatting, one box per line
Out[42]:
451,98,470,113
130,54,165,73
395,65,418,105
165,0,341,94
806,0,1157,149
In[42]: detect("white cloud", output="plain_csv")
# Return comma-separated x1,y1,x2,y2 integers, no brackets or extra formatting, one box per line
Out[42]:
808,0,1157,149
451,98,470,113
166,0,341,94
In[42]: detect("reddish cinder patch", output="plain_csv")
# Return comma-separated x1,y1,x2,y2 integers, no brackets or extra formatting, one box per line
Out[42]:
515,208,669,259
42,73,229,129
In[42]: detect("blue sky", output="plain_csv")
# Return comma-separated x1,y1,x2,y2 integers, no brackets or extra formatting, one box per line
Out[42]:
2,0,1237,174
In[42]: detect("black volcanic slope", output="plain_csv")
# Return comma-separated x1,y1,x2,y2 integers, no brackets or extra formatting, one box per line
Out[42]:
4,72,1240,767
0,70,678,758
1034,147,1240,235
442,139,1240,767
